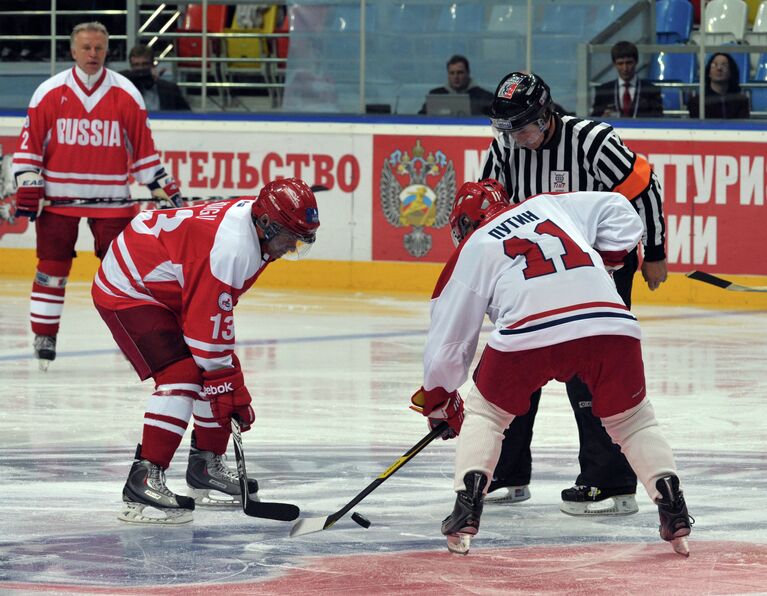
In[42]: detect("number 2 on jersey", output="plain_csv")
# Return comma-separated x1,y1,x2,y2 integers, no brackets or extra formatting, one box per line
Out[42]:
503,219,593,279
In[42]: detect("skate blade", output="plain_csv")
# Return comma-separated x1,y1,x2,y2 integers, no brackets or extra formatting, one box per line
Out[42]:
38,359,51,372
671,536,690,557
560,495,638,516
187,487,259,507
118,502,193,525
446,533,472,555
485,486,531,505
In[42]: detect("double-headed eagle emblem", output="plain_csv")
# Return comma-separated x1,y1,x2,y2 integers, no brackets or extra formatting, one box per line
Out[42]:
380,140,455,258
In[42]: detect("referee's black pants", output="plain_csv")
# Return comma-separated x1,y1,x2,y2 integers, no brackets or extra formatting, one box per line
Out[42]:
488,249,639,493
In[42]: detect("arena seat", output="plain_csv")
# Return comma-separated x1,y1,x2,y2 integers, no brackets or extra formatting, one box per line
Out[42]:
691,0,748,44
649,51,696,110
749,57,767,111
656,0,694,43
176,4,228,102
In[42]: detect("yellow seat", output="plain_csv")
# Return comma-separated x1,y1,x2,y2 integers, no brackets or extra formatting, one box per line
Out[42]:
225,5,278,69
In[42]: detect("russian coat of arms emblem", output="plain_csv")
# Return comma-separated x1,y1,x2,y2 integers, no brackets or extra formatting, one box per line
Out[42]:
379,140,455,258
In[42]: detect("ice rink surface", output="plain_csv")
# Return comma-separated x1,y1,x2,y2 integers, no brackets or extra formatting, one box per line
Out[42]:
1,280,766,595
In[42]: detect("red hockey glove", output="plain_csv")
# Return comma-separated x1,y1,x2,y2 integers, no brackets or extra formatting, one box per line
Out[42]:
148,172,183,209
410,386,464,440
202,367,255,431
15,171,45,221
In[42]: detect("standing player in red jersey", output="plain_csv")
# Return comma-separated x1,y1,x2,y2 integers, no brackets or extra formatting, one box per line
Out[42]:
92,177,320,524
12,21,182,370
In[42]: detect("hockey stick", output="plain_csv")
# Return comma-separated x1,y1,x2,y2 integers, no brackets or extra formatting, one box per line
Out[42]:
289,421,449,537
37,185,330,207
686,271,767,293
230,417,300,521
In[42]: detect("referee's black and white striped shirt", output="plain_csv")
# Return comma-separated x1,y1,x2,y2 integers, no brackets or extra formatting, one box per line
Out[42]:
481,113,666,261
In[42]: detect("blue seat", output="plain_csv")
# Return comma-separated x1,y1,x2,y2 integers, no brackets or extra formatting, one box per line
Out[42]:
649,51,697,110
656,0,694,43
389,3,439,33
436,3,485,32
538,5,587,35
749,55,767,110
326,4,377,32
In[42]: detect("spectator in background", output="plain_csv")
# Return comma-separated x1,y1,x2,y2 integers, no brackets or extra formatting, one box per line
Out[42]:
591,41,664,118
122,44,191,111
419,55,494,116
687,52,750,119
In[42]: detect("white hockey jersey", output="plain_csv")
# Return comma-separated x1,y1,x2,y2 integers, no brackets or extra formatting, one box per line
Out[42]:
13,66,162,219
91,199,267,371
423,191,644,393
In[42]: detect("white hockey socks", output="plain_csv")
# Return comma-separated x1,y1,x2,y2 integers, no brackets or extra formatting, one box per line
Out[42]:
601,399,678,502
453,385,515,493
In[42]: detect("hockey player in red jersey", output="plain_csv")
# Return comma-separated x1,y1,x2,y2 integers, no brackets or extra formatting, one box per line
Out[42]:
91,177,319,524
12,21,182,370
410,180,692,556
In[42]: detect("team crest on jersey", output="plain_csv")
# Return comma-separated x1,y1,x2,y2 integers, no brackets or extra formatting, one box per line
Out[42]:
379,140,455,258
550,171,570,193
218,292,233,312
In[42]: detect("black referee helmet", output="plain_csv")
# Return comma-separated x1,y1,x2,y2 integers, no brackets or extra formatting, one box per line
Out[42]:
489,72,553,132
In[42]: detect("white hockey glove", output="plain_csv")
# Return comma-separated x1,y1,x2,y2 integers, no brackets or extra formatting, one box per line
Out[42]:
148,171,183,209
15,171,45,221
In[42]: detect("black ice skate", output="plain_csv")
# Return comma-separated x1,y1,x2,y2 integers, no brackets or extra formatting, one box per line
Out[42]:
441,471,488,555
186,431,259,506
560,484,638,516
33,334,56,371
655,475,693,556
119,444,195,525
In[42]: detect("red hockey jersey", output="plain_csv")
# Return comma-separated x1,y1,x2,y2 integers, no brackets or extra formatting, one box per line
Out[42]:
12,66,163,219
92,199,267,371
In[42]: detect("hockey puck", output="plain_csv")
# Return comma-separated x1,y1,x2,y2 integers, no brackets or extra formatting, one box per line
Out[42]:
351,512,371,528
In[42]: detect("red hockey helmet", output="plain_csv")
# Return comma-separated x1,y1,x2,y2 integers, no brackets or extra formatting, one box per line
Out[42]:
449,179,510,246
252,178,320,257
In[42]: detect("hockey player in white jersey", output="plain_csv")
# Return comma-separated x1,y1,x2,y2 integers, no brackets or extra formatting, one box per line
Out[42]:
92,178,319,524
410,180,692,556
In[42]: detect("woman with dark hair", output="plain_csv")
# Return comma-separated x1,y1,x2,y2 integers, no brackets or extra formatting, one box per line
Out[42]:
687,52,750,119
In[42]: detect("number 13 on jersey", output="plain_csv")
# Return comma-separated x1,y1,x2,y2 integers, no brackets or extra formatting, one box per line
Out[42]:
210,313,234,340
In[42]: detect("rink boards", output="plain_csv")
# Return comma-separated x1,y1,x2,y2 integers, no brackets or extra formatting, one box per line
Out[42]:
1,115,766,308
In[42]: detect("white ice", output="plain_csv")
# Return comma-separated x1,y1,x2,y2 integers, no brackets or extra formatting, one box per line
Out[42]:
1,280,766,593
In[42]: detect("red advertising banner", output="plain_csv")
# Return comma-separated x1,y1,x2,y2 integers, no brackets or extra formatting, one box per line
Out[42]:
630,139,766,275
372,133,767,276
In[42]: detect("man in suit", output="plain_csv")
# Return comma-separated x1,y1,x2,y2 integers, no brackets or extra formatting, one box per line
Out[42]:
418,55,494,116
123,44,191,112
591,41,663,118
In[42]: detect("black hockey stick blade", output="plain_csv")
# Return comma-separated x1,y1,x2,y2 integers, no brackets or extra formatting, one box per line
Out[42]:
686,271,767,293
230,418,300,522
289,421,449,537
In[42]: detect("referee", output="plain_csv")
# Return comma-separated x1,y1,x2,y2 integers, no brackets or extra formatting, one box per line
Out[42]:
480,72,667,515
